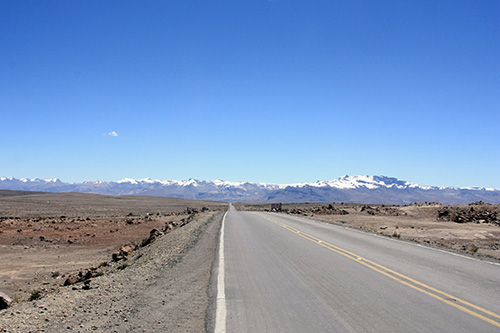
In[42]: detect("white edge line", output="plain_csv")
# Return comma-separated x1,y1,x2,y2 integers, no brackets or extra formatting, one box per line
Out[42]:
214,210,228,333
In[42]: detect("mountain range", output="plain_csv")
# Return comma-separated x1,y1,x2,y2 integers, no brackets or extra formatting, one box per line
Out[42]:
0,175,499,205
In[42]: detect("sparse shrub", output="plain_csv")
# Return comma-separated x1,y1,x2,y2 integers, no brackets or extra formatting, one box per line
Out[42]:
98,261,108,268
467,244,479,253
95,271,105,276
29,290,41,301
392,231,401,238
51,271,60,278
89,266,97,271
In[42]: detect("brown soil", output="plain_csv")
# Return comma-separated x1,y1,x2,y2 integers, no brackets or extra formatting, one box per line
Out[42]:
235,202,500,262
0,210,224,332
0,191,226,303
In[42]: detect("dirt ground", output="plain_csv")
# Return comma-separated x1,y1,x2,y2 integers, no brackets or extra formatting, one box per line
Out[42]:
234,202,500,262
0,209,223,332
0,191,226,303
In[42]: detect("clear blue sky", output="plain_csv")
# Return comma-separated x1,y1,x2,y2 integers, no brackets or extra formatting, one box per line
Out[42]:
1,1,499,188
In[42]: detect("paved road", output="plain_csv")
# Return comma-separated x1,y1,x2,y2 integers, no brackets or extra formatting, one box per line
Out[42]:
217,206,500,332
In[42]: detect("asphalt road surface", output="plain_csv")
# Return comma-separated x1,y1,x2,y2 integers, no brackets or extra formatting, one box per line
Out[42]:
215,206,500,332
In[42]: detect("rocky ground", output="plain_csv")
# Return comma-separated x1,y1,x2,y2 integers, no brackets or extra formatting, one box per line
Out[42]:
0,191,226,332
235,201,500,262
0,210,223,332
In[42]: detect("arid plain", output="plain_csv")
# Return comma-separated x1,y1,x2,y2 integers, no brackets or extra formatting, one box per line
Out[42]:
1,191,499,331
0,191,226,302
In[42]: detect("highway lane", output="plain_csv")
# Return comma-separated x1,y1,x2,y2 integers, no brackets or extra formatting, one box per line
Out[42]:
218,206,500,332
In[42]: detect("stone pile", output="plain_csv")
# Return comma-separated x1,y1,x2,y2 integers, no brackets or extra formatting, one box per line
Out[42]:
437,203,499,225
311,204,349,215
360,205,402,216
63,269,101,288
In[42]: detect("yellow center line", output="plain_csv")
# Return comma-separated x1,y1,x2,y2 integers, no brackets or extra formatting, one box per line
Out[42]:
254,213,500,328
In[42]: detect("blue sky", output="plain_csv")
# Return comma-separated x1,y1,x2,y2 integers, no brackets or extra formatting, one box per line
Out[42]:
1,1,499,188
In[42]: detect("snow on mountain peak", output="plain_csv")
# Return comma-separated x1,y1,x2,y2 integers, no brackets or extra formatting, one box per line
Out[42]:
117,178,164,185
17,177,60,183
285,175,412,190
11,175,432,190
117,178,139,185
1,175,497,199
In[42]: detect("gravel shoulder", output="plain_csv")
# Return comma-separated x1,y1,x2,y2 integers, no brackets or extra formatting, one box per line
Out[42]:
0,211,223,332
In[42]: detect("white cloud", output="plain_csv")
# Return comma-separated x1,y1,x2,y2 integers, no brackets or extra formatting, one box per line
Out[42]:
108,131,119,137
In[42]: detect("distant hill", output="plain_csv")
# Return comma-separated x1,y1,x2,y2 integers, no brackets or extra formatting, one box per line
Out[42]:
1,175,499,205
0,189,49,197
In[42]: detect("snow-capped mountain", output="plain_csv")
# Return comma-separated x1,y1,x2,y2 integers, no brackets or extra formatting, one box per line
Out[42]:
0,176,498,205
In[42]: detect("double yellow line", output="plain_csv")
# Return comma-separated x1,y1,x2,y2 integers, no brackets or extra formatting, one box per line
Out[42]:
255,213,500,328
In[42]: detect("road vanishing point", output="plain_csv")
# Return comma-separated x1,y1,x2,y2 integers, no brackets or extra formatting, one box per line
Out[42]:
213,205,500,332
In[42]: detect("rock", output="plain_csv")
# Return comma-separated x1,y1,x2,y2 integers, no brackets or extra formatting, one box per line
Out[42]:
141,228,164,247
82,280,92,290
33,300,48,310
163,223,173,233
0,291,12,310
437,205,499,225
112,252,124,261
469,201,487,206
84,271,93,280
149,228,163,240
63,276,80,286
120,245,134,256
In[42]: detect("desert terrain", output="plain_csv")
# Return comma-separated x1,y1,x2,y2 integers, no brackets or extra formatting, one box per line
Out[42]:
234,201,500,262
1,190,499,331
0,190,226,331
